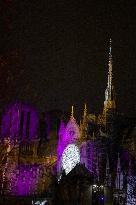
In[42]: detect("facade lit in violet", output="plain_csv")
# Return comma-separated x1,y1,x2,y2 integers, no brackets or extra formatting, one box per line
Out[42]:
0,40,136,205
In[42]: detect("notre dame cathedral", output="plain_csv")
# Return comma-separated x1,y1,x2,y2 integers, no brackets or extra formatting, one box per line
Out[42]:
0,40,136,205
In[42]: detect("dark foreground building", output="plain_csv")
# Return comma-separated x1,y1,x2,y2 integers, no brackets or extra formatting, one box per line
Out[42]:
0,41,136,205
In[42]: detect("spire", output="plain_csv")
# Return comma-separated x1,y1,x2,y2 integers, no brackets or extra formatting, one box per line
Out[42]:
104,38,116,106
106,155,110,177
115,153,124,190
83,103,87,117
105,38,113,101
117,153,121,173
106,155,111,186
108,38,113,100
83,103,87,124
102,39,116,126
80,103,88,139
70,105,74,119
109,38,112,57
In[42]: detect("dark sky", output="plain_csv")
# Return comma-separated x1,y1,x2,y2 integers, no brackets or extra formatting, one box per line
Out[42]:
0,0,136,117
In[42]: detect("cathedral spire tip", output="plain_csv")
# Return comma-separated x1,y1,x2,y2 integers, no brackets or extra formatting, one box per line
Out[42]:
109,38,112,52
84,103,87,117
103,39,116,111
71,105,74,119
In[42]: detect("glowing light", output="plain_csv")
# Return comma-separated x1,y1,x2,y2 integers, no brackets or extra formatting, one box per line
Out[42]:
57,117,80,173
61,144,80,175
127,176,136,205
32,200,48,205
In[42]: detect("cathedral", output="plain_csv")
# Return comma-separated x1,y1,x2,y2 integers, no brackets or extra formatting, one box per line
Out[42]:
0,40,136,205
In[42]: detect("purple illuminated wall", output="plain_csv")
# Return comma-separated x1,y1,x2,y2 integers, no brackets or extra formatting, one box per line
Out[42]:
1,102,39,141
80,141,94,173
57,121,66,172
9,165,44,196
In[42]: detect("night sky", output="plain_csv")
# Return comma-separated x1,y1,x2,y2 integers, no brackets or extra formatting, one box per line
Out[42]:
0,0,136,118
